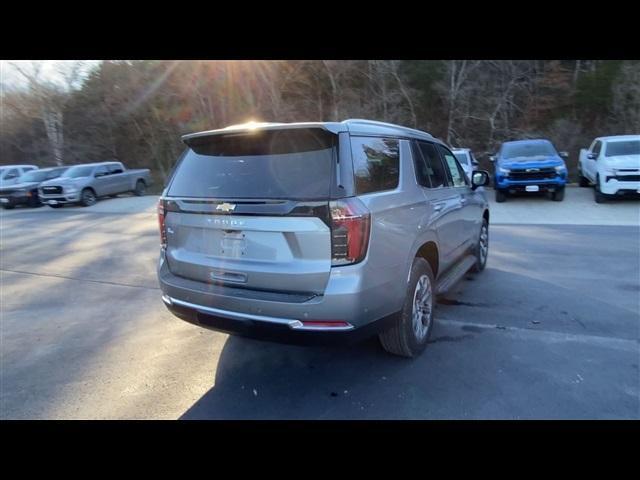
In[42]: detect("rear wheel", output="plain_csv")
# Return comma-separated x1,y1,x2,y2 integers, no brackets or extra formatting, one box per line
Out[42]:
2,204,15,210
551,187,565,201
594,176,607,204
49,204,63,209
80,188,97,207
379,257,435,358
495,189,506,203
133,180,146,196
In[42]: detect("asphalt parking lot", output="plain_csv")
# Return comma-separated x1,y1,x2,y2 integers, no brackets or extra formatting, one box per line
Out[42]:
1,188,639,419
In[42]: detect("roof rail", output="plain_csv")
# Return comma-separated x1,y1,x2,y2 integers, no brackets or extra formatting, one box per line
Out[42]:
343,119,434,138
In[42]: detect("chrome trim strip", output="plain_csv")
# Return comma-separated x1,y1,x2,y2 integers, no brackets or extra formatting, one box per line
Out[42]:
162,295,354,331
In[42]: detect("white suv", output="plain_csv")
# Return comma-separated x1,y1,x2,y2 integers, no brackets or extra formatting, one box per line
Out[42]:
578,135,640,203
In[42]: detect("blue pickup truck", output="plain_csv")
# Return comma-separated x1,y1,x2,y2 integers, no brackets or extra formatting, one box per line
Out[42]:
490,139,568,202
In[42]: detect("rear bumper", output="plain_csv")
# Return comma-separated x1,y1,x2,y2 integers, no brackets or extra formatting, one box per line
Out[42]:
161,294,396,345
157,250,403,345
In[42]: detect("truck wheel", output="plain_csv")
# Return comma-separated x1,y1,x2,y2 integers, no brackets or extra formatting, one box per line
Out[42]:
552,187,565,201
49,204,63,209
133,180,146,196
471,218,489,273
579,173,589,187
495,189,506,203
80,188,97,207
2,204,15,210
594,177,607,204
379,257,435,358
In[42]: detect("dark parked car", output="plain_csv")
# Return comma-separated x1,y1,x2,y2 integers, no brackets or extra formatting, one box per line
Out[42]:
0,167,69,209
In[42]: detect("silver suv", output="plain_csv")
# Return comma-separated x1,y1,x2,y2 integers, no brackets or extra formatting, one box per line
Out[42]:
157,120,490,357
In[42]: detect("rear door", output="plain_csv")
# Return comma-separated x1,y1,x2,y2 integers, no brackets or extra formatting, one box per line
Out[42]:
163,128,337,295
413,141,462,272
107,163,128,193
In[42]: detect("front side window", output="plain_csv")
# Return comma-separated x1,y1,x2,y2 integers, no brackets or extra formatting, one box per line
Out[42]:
350,136,400,195
438,145,468,187
592,141,602,157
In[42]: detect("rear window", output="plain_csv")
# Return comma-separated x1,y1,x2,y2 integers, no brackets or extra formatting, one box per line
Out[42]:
350,137,400,194
168,128,336,199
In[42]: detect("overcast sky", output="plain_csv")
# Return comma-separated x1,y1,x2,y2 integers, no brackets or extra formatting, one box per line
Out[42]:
0,60,101,90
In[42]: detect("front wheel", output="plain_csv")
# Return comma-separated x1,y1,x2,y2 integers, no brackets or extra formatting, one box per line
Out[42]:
551,187,565,201
594,177,607,204
495,189,506,203
579,172,590,187
80,188,97,207
379,257,435,358
471,219,489,273
2,204,15,210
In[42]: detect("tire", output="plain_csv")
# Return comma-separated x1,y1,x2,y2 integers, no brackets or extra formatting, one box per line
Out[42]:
133,180,146,196
579,173,589,187
80,188,97,207
379,257,435,358
471,218,489,273
27,194,40,208
2,204,15,210
495,189,506,203
551,187,565,201
594,177,607,204
49,204,63,209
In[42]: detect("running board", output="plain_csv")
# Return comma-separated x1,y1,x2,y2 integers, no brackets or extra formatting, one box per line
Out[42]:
435,255,476,296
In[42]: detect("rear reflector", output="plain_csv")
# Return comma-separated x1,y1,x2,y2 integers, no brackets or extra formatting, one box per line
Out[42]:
157,198,167,248
329,197,370,266
301,320,351,328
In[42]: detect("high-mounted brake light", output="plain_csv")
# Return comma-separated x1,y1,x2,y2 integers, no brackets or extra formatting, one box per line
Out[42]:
330,197,371,266
157,198,167,248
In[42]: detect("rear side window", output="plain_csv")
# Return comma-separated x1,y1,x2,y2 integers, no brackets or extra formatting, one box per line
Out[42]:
350,137,399,194
415,141,449,188
109,164,124,174
169,128,336,200
438,145,468,187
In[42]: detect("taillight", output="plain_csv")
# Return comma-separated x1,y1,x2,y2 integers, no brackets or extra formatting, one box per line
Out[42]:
157,198,167,248
330,197,371,266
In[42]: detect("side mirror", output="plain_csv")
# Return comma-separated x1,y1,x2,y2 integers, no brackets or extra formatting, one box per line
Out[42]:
95,172,106,178
471,170,490,190
559,151,569,159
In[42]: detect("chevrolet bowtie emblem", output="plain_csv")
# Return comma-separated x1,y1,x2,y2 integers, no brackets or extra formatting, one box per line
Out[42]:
216,202,236,212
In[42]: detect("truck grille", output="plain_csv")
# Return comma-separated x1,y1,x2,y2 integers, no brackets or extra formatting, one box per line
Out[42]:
613,175,640,182
507,168,556,181
41,186,63,194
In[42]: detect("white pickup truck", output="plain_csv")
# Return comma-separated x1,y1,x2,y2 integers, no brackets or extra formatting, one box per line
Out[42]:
578,135,640,203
